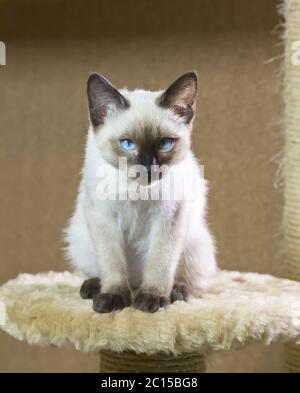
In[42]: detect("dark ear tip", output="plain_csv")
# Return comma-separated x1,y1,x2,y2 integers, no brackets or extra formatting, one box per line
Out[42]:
87,72,111,88
186,70,198,83
87,72,100,82
87,73,100,91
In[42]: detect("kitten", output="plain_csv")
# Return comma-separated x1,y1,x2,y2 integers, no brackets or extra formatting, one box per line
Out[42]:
65,71,217,313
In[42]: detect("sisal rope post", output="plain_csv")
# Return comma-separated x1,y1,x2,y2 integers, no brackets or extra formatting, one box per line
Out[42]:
99,351,206,373
283,0,300,373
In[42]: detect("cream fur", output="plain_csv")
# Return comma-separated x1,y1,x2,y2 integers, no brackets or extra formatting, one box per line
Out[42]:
65,79,217,302
1,270,300,354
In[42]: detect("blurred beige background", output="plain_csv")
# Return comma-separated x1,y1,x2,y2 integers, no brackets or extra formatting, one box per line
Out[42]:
0,0,284,371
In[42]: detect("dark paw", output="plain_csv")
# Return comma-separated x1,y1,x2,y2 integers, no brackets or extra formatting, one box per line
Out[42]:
133,291,169,313
170,283,188,303
80,277,101,299
93,291,131,313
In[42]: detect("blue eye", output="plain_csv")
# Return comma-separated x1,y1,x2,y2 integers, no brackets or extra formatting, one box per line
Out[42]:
159,138,174,151
120,139,136,151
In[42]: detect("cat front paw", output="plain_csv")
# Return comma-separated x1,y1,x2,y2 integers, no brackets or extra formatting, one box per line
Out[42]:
170,283,189,303
80,277,101,299
93,291,131,313
133,291,169,313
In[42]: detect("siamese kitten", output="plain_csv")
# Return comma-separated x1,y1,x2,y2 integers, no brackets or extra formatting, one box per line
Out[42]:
65,71,217,313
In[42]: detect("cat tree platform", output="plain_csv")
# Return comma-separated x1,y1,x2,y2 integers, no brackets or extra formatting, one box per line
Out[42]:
1,270,300,372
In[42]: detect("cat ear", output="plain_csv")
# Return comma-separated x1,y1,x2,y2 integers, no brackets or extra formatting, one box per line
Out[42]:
87,73,129,127
158,71,198,122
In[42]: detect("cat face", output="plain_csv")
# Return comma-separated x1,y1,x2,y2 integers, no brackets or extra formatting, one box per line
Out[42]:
87,72,198,184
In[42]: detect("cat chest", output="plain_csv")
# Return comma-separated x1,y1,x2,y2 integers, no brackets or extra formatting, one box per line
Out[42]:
118,203,153,244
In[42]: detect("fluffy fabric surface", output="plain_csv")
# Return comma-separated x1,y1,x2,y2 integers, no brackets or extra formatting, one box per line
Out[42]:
0,270,300,355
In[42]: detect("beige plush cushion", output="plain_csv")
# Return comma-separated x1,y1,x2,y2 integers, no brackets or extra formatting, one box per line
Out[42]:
0,270,300,355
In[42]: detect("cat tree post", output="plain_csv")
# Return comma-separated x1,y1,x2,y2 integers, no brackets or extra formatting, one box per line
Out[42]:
1,270,300,373
283,0,300,372
99,351,206,373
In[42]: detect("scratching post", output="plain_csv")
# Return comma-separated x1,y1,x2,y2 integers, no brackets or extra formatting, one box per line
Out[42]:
99,351,206,373
1,270,300,373
283,0,300,372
